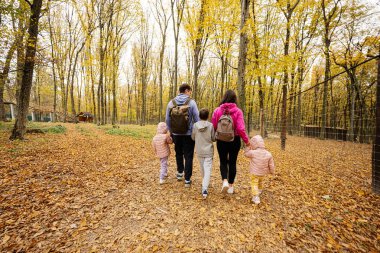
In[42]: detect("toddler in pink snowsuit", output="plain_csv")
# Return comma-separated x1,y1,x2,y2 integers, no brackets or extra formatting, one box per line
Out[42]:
152,122,173,184
244,135,275,204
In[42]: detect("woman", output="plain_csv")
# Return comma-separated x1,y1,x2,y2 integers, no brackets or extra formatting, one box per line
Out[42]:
212,90,250,194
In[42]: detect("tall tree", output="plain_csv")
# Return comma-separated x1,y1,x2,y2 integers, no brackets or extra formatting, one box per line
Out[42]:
10,0,44,140
138,18,152,126
237,0,250,116
277,0,301,150
210,0,239,100
170,0,185,97
320,0,342,139
190,0,209,100
0,39,17,121
151,0,171,121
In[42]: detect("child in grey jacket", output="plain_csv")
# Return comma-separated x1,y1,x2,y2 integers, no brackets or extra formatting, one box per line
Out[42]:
191,108,216,198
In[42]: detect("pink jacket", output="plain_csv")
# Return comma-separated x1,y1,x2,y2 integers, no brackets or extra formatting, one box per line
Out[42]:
211,103,249,144
152,122,173,158
244,135,275,176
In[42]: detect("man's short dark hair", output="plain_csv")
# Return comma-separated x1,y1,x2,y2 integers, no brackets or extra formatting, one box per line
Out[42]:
199,108,209,120
179,83,191,93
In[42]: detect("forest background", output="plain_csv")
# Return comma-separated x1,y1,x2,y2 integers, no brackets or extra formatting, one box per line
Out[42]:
1,0,379,145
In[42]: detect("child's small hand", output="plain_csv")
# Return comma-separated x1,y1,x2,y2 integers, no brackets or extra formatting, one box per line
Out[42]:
166,134,173,144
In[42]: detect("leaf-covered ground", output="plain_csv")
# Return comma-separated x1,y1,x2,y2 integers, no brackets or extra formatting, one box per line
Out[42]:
0,123,379,252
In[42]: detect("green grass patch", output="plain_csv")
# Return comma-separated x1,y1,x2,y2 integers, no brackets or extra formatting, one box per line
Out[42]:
0,121,13,132
105,124,156,139
26,123,66,134
75,125,92,136
44,125,66,134
0,122,66,134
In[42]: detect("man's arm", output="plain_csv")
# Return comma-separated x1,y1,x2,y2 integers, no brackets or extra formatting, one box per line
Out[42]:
191,100,200,123
165,101,172,133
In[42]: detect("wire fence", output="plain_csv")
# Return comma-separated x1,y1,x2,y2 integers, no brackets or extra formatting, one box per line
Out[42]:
247,55,380,193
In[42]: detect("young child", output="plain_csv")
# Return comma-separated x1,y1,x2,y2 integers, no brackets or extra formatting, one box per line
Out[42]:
244,135,275,204
152,122,173,184
191,108,216,198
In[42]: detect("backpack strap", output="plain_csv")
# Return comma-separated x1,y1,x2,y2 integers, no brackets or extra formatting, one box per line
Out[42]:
171,99,177,107
184,97,191,105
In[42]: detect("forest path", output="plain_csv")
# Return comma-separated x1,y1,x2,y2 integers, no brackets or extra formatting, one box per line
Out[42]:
0,123,379,252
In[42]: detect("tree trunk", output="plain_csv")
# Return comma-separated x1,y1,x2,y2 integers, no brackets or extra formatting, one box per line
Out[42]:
112,55,118,125
48,0,57,122
281,16,290,150
347,71,356,141
288,62,296,136
0,40,17,121
98,16,105,125
192,0,206,101
10,0,43,140
237,0,250,117
159,42,165,122
320,39,330,139
296,56,304,135
171,0,185,97
220,56,226,99
372,51,380,194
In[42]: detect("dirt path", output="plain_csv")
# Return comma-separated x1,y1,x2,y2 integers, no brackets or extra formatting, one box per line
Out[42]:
0,123,379,252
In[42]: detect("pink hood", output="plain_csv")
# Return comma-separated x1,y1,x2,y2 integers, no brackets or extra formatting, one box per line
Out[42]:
153,122,172,158
244,135,275,176
250,135,265,149
211,103,249,144
157,122,168,134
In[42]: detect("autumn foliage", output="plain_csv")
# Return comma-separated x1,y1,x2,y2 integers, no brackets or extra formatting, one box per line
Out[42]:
0,123,379,251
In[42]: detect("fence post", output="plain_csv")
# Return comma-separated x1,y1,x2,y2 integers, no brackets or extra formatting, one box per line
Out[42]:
373,53,380,194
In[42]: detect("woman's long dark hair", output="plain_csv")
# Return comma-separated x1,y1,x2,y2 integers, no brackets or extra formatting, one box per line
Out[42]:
219,89,238,106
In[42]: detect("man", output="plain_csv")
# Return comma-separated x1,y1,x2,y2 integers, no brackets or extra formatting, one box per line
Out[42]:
166,83,199,187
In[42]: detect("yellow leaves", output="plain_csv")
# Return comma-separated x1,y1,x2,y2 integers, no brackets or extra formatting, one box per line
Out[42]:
326,233,341,250
140,232,149,242
5,219,15,225
2,235,10,245
29,210,40,219
151,245,159,252
356,190,365,197
238,233,247,242
182,246,196,252
1,123,379,252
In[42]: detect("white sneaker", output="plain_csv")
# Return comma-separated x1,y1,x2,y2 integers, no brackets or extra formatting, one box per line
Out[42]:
221,181,229,193
227,186,234,194
159,179,166,184
252,195,260,204
176,172,184,181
